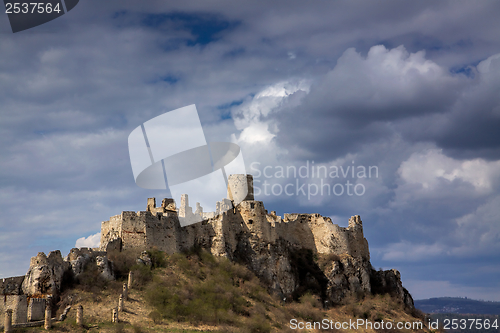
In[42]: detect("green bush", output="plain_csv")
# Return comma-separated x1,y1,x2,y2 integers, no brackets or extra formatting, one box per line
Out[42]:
77,259,108,293
130,263,153,288
247,314,272,333
148,310,163,324
108,249,140,280
147,248,167,268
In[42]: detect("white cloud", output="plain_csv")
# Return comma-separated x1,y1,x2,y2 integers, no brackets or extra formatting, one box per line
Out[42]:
398,149,500,193
450,195,500,256
232,80,310,145
313,45,462,116
381,241,444,261
477,53,500,76
75,232,101,249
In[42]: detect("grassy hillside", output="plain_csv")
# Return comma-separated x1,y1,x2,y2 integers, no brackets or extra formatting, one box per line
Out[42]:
17,249,429,332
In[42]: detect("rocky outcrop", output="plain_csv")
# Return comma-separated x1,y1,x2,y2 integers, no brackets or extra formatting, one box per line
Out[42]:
66,248,93,277
371,268,414,309
20,248,115,298
230,227,408,307
96,255,114,280
66,247,114,281
22,251,70,296
234,237,298,297
324,255,372,304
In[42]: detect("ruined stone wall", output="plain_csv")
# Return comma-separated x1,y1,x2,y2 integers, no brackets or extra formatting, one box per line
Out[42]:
145,211,180,254
99,174,370,262
27,298,45,321
0,295,27,324
1,276,24,295
100,196,370,262
101,207,222,255
120,211,147,249
100,214,122,251
228,201,369,260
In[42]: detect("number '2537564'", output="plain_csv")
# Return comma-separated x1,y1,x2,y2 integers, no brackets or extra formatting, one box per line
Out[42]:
5,2,62,14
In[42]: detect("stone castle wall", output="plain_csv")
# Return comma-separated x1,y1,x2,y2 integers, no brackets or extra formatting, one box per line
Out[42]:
1,276,24,295
100,174,369,261
0,295,28,324
27,297,45,321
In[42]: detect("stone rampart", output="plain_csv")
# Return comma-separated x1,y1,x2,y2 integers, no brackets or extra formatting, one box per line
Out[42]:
27,297,45,321
0,295,27,324
100,190,369,262
0,276,24,295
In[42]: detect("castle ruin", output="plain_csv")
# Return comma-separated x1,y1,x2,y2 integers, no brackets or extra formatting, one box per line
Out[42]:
100,174,370,261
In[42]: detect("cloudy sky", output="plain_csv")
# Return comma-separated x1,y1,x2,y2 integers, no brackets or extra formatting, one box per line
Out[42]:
1,0,499,301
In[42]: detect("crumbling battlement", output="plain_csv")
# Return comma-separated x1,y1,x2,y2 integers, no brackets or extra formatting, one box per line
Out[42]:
1,276,24,295
100,174,369,261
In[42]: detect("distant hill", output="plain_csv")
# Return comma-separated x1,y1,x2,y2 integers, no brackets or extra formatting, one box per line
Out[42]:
415,297,500,315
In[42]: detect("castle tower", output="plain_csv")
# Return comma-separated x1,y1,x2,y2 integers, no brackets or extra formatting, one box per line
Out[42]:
227,174,254,203
178,194,191,217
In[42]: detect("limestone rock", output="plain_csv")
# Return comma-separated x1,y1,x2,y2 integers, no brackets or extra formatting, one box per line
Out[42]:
136,251,152,266
22,251,70,296
234,237,298,297
96,256,115,280
323,255,371,304
66,248,92,278
65,247,114,281
370,268,414,309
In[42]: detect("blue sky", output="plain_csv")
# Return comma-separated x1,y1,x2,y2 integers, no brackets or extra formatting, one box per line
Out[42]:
1,0,500,301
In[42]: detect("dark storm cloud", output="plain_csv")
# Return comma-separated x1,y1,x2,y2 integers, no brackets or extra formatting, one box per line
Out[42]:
270,45,468,161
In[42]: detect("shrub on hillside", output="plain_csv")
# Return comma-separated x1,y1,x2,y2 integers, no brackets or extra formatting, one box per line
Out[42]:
147,248,167,268
77,259,108,293
130,263,153,288
107,249,141,280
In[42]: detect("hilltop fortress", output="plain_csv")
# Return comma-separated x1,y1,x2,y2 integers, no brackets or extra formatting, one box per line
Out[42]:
1,174,413,327
100,174,412,307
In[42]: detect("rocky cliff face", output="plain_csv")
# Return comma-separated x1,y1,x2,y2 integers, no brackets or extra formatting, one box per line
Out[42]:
371,268,414,309
222,216,412,308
